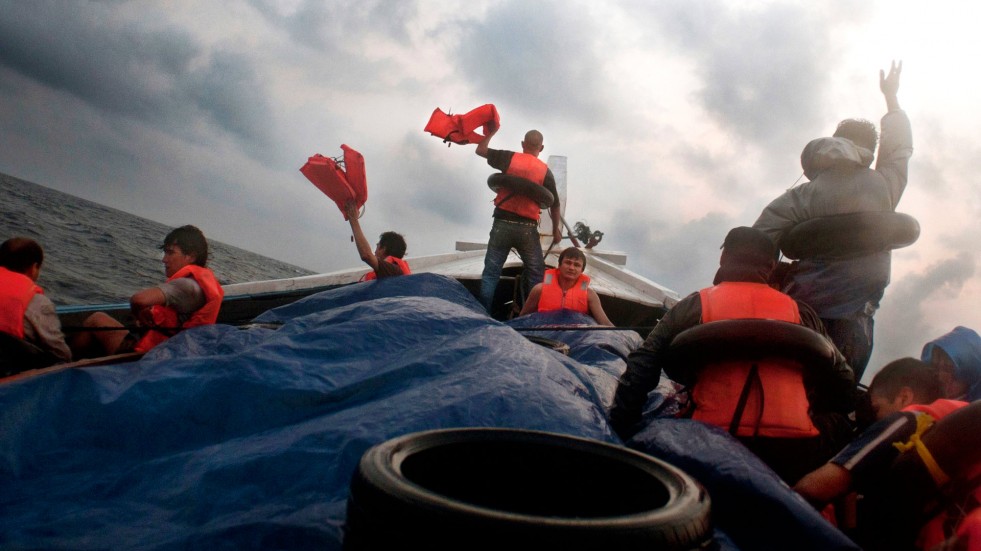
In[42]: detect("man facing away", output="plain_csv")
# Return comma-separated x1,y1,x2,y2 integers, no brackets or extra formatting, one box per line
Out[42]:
609,227,855,484
0,237,72,365
71,225,224,357
518,246,613,326
752,61,912,384
475,124,562,314
794,358,973,551
343,201,410,280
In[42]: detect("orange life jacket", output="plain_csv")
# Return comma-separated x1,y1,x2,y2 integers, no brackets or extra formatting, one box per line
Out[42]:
362,256,411,281
538,268,590,314
495,153,548,221
694,281,818,438
900,399,981,550
423,104,500,145
0,267,41,339
134,265,224,353
299,144,368,219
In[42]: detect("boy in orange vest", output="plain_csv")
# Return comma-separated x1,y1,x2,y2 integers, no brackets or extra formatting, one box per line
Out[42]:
518,247,612,326
70,226,223,357
343,202,409,281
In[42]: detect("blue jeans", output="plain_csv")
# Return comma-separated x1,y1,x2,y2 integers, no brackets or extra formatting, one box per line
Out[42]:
823,314,874,385
480,218,545,312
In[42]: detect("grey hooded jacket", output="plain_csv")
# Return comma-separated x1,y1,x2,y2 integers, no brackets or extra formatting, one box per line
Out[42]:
753,109,913,318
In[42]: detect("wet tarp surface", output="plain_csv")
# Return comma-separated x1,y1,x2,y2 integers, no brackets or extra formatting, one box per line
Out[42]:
0,274,856,550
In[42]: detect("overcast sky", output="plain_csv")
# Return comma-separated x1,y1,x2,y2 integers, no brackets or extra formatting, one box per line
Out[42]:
2,0,979,382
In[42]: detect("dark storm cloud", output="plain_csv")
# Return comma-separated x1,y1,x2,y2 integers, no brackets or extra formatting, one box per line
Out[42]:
454,2,610,126
0,1,273,151
250,0,418,91
397,134,481,225
874,251,977,362
611,209,737,293
633,0,873,149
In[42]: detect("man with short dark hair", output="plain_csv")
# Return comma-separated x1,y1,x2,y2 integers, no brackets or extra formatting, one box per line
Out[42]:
0,237,71,364
752,62,912,384
610,227,855,484
475,125,562,314
344,202,410,280
518,247,613,326
71,225,224,357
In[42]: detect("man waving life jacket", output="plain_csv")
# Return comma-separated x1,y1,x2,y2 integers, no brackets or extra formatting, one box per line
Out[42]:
474,125,562,315
71,225,224,357
610,227,855,484
343,202,410,281
519,247,612,326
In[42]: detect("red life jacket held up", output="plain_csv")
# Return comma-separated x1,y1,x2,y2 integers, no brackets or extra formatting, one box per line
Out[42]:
299,145,368,220
0,267,41,339
496,153,548,221
694,282,818,438
538,268,590,314
424,104,500,146
134,265,224,353
362,256,411,281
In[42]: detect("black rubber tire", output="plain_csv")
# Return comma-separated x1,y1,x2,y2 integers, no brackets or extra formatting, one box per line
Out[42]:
487,173,555,209
779,211,920,260
667,319,836,373
523,335,571,355
344,428,712,550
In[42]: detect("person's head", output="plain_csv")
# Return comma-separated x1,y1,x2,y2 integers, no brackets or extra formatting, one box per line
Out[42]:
0,237,44,281
521,130,544,156
376,231,407,259
557,247,587,280
868,357,943,420
922,326,981,401
161,225,208,277
833,118,878,153
714,227,778,284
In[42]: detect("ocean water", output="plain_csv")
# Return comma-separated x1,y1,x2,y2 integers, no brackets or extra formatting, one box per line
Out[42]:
0,172,315,306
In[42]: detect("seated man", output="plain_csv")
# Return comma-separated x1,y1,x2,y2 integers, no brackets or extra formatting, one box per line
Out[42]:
794,358,973,550
921,326,981,402
518,247,613,326
0,237,71,366
71,225,224,357
343,202,410,280
609,227,855,484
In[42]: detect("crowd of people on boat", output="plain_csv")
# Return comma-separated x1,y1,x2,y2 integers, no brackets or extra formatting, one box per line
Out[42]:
2,60,980,549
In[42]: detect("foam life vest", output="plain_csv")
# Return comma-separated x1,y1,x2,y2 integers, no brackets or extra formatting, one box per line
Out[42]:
694,282,818,438
361,256,411,281
299,145,368,220
538,268,590,314
134,265,224,353
495,153,549,221
0,267,41,339
894,399,981,550
424,104,500,145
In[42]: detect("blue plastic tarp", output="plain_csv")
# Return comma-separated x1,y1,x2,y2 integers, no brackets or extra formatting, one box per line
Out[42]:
0,273,859,550
0,274,639,550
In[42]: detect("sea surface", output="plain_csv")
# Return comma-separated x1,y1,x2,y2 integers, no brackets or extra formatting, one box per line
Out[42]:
0,172,315,306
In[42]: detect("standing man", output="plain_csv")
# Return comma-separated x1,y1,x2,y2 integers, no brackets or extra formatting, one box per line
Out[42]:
752,61,911,384
343,201,410,281
518,247,613,326
475,124,562,314
71,225,224,357
0,237,72,366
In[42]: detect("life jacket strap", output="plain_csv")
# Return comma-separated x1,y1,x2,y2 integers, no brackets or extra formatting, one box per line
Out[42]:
893,413,951,487
729,363,764,438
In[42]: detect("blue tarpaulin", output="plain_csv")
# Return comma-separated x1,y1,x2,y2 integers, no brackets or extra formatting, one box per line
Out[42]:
0,273,857,550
